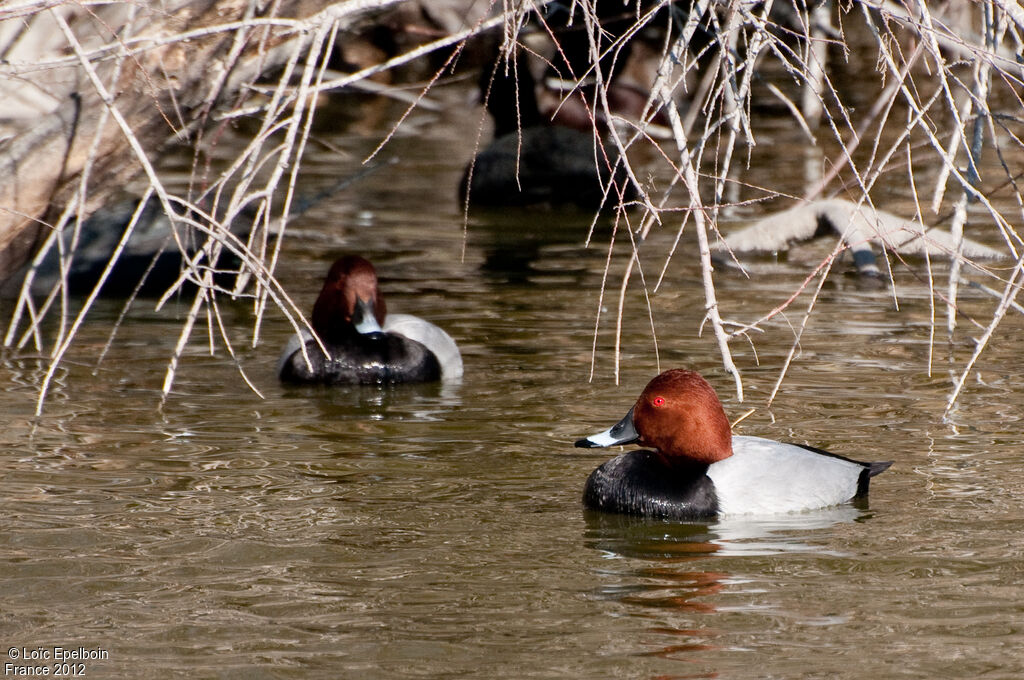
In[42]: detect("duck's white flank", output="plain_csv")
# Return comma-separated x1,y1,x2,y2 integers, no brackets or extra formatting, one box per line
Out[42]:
383,313,463,380
707,436,864,515
277,328,313,377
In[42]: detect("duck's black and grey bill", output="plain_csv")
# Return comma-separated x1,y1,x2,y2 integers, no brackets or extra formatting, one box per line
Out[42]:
574,407,640,448
353,297,383,335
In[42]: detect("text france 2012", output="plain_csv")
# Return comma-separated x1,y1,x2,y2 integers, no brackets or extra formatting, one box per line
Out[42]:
5,647,108,677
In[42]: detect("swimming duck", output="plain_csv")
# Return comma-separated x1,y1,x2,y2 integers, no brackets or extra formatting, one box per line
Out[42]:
460,48,635,210
278,255,462,385
575,369,891,519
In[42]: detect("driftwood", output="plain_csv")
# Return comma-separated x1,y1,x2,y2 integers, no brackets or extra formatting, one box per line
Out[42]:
0,0,402,282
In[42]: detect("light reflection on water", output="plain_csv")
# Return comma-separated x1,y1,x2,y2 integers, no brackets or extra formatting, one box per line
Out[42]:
1,92,1024,678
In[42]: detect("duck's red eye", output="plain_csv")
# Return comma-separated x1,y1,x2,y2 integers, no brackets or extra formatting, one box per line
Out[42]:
652,396,666,407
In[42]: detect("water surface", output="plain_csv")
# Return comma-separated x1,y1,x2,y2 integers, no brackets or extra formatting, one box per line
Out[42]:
2,84,1024,680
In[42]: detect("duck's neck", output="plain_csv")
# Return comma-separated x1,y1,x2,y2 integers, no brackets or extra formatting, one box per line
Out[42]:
653,450,714,473
313,320,364,345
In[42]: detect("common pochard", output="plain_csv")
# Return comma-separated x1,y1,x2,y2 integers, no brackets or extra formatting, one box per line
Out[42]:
575,369,891,519
460,48,635,210
278,255,462,385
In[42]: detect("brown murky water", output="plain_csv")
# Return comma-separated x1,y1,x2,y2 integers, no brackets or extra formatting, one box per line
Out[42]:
1,82,1023,679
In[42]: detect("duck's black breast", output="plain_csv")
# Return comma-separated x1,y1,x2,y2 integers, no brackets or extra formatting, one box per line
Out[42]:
280,332,441,385
583,450,718,520
463,127,634,209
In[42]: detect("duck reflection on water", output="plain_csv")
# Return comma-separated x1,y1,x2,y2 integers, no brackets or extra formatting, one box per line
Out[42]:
584,503,865,561
583,505,866,664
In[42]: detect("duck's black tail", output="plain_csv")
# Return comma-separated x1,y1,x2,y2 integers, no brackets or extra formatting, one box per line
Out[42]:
855,461,893,497
867,461,893,477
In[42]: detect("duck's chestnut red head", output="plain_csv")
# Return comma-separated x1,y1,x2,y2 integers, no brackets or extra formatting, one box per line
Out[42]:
576,369,734,465
311,255,387,342
632,369,733,464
